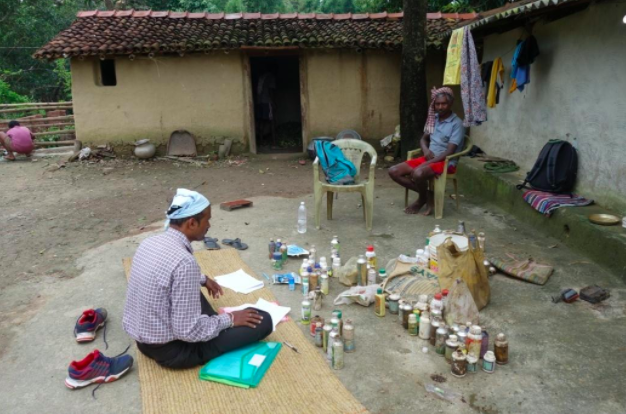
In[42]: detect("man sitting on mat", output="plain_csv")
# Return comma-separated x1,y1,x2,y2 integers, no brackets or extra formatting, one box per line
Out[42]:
388,87,465,215
123,188,273,369
1,120,35,161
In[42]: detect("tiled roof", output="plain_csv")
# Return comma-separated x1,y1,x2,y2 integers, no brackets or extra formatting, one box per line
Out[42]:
34,10,478,59
439,0,584,37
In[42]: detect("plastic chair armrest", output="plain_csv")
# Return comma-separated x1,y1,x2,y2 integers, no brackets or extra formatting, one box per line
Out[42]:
407,149,423,161
368,154,377,183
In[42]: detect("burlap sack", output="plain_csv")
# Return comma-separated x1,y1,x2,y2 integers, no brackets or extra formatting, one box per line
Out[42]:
437,238,490,310
382,260,440,302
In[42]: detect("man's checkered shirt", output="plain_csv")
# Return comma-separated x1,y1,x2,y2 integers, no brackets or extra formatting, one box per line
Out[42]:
123,228,231,344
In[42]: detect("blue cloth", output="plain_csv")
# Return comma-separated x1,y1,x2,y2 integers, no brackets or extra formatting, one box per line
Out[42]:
510,41,531,92
315,141,357,185
164,188,210,229
429,113,465,166
515,65,530,91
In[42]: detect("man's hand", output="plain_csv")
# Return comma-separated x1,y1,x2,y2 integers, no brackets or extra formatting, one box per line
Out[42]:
231,308,264,328
204,276,224,299
424,149,435,160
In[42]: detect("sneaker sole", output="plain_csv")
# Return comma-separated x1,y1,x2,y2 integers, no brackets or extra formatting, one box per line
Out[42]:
64,366,131,389
75,321,105,343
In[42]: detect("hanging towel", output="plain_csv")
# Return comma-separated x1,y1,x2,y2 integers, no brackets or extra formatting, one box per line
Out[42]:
487,58,504,108
523,190,594,216
509,41,524,93
443,28,464,85
460,28,487,127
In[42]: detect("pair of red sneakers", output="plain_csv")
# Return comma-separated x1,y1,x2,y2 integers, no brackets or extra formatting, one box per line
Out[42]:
66,308,133,394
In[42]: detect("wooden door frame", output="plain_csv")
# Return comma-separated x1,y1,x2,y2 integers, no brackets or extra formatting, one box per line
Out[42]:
243,49,307,154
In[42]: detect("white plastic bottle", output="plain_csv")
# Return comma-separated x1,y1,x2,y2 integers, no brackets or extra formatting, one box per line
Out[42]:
367,265,377,285
430,293,443,313
297,201,307,234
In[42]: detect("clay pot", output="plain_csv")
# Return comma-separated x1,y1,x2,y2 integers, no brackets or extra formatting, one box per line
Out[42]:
134,139,156,159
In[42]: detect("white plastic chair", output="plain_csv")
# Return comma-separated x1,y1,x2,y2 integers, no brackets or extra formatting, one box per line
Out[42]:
313,139,377,230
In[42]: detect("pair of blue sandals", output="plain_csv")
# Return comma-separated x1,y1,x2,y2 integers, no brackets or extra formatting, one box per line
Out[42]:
204,237,248,250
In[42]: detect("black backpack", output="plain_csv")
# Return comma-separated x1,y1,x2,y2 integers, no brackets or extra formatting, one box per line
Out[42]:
517,140,578,193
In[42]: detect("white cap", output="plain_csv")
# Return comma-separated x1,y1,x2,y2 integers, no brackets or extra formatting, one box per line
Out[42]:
416,249,425,255
301,201,305,205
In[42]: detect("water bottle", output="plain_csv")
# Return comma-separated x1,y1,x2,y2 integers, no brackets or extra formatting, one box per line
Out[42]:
297,201,307,234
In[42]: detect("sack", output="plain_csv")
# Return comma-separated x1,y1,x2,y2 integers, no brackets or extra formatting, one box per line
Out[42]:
489,254,554,285
437,237,490,310
444,279,479,326
333,284,381,307
314,140,356,185
517,140,578,193
336,257,359,286
382,259,440,302
443,28,464,85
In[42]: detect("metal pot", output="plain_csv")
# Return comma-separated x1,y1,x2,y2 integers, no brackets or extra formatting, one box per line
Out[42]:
134,139,156,159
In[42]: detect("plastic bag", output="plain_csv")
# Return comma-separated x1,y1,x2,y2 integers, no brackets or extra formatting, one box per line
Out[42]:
333,284,380,307
445,278,479,326
438,237,490,310
336,257,358,286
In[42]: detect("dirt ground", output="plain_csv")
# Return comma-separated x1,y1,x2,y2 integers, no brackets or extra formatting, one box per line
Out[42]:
0,153,383,355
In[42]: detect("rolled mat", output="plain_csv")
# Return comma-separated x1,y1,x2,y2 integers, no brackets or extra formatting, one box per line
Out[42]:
123,249,367,414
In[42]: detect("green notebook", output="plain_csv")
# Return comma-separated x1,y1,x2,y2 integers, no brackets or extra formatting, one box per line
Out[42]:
199,342,282,388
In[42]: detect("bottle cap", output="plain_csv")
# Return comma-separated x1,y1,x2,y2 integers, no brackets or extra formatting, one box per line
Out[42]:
367,245,374,252
316,322,322,327
416,249,424,255
389,294,400,301
301,201,305,204
434,293,443,300
470,325,482,335
484,351,495,361
496,333,507,342
377,288,383,294
442,289,449,297
379,268,386,275
418,294,428,303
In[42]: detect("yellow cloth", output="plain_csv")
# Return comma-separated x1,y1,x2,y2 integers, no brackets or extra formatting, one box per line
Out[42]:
487,57,504,108
443,28,464,85
509,78,518,94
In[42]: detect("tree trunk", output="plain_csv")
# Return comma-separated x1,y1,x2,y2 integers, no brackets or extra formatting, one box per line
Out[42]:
400,0,429,159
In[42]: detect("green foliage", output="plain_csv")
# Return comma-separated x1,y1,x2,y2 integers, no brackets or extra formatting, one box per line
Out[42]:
53,60,72,101
224,0,244,11
0,78,29,104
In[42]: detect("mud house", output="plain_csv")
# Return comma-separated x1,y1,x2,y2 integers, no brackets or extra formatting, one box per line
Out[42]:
35,10,476,153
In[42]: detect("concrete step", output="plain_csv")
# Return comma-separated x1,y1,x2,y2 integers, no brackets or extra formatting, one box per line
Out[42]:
457,157,626,276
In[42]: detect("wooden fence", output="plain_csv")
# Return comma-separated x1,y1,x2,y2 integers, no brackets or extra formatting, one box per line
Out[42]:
0,102,75,147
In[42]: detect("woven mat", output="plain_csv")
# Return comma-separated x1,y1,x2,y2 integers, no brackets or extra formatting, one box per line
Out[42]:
123,249,367,414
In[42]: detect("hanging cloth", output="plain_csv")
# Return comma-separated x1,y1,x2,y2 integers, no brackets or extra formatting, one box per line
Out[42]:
443,28,464,85
487,57,504,108
460,28,487,127
509,41,524,93
517,35,540,66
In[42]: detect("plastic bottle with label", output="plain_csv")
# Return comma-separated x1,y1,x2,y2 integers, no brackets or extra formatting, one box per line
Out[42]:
365,245,377,269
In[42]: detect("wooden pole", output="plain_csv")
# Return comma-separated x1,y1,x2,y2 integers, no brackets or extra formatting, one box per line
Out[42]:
0,105,73,115
400,0,429,159
34,140,75,146
32,129,75,137
0,115,74,124
0,101,73,109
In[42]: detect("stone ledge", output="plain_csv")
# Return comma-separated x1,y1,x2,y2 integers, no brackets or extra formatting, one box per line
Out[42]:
457,157,626,277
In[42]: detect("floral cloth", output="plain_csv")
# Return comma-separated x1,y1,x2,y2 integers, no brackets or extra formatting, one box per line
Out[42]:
460,28,487,127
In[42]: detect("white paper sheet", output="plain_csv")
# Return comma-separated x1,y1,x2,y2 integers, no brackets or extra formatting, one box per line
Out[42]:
225,298,291,331
214,269,264,294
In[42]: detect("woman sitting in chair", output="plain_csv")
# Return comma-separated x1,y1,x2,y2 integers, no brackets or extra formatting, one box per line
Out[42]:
388,87,465,215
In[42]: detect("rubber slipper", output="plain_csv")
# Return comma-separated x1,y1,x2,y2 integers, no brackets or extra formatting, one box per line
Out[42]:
222,238,248,250
204,237,220,250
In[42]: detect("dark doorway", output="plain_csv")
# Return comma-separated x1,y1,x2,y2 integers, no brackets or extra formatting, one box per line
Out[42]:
250,56,302,153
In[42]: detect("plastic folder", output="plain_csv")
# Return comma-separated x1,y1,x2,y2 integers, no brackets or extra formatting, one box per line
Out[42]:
198,342,282,388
